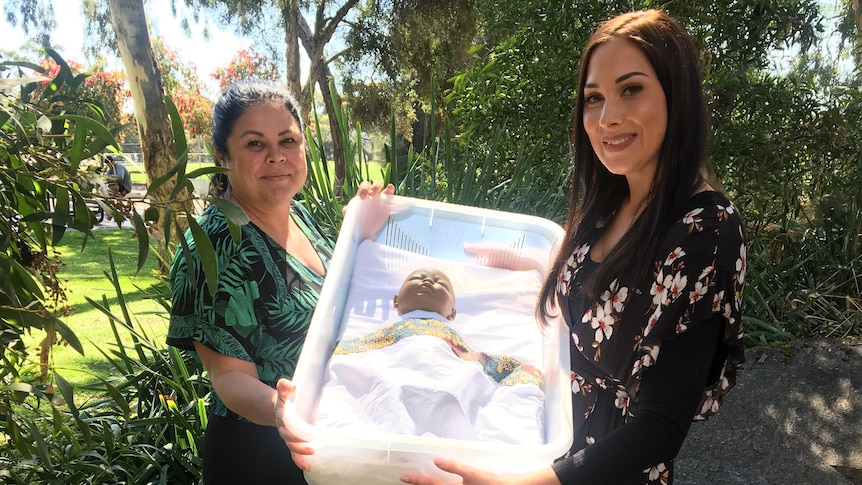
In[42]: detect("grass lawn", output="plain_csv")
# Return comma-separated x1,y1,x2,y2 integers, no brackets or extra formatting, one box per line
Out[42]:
23,228,167,401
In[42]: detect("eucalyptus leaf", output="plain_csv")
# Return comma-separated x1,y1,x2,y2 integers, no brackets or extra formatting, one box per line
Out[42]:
186,215,219,298
28,420,54,473
53,317,84,355
132,208,150,272
186,166,229,179
52,114,120,152
209,197,250,226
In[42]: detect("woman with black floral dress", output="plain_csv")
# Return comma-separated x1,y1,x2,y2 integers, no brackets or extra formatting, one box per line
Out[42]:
400,9,746,485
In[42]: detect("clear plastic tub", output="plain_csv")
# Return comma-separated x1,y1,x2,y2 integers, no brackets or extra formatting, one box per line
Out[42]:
286,195,573,484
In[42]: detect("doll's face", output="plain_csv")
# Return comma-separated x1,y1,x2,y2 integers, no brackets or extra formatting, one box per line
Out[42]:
393,267,456,320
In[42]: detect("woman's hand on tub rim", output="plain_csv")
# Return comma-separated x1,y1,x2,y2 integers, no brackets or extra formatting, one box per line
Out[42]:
275,378,315,472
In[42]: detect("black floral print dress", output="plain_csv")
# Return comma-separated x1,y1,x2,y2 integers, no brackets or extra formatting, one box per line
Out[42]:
552,191,746,484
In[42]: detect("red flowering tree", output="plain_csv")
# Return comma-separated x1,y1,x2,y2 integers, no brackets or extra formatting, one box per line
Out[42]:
152,37,213,139
211,48,281,92
35,58,130,129
82,70,130,126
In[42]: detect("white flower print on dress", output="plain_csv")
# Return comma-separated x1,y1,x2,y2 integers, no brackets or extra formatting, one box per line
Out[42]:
571,371,587,395
698,265,715,281
664,246,686,266
722,302,735,324
668,272,688,301
716,203,736,222
682,208,703,224
572,331,584,353
689,280,708,304
576,243,591,264
736,242,747,285
614,386,630,416
683,207,704,232
558,244,591,295
646,462,669,484
651,269,671,306
591,301,616,344
644,309,661,337
700,389,720,415
712,290,726,312
689,265,714,306
601,278,629,313
632,343,661,375
557,252,575,295
719,373,730,391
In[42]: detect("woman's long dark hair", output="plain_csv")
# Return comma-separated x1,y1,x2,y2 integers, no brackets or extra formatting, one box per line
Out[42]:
538,9,709,323
210,80,303,197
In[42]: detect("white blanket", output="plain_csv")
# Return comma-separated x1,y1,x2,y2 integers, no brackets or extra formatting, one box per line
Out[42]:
314,240,547,445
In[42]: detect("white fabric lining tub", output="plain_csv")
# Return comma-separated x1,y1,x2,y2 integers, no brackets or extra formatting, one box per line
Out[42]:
313,240,546,445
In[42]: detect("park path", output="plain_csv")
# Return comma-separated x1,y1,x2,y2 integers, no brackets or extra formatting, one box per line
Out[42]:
676,338,862,484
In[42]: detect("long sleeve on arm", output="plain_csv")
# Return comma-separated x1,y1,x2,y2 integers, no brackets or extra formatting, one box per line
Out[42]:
553,315,721,483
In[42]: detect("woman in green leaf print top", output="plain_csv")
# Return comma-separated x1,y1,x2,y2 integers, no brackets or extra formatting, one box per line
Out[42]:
167,80,393,485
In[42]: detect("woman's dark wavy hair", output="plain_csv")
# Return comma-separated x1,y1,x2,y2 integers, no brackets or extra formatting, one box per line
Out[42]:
210,80,303,197
538,9,709,323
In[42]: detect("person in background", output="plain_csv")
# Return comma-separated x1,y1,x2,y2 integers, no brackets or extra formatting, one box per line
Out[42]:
104,155,131,197
166,80,393,485
354,9,744,484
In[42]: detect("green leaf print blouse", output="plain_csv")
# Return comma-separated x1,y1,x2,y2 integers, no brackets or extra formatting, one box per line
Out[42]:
167,200,334,420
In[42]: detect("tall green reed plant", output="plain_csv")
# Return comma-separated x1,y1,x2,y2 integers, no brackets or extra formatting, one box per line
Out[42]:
302,79,570,232
391,117,569,222
741,193,862,345
1,249,207,484
301,82,385,236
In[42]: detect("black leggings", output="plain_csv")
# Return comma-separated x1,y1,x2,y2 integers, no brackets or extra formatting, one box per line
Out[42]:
202,414,307,484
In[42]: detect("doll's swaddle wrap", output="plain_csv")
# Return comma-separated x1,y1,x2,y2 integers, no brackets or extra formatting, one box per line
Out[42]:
315,240,546,444
287,195,573,485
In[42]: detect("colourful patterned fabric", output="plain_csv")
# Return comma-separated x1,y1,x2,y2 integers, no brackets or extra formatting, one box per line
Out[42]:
557,191,746,484
167,200,334,420
335,317,544,388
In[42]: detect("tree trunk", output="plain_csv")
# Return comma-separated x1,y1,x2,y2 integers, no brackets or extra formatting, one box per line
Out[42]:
318,67,346,199
854,0,862,64
296,9,357,199
107,0,185,268
282,0,302,102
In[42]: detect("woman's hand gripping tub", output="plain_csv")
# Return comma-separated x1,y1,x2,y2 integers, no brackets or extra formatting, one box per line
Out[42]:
342,180,402,241
275,379,314,472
